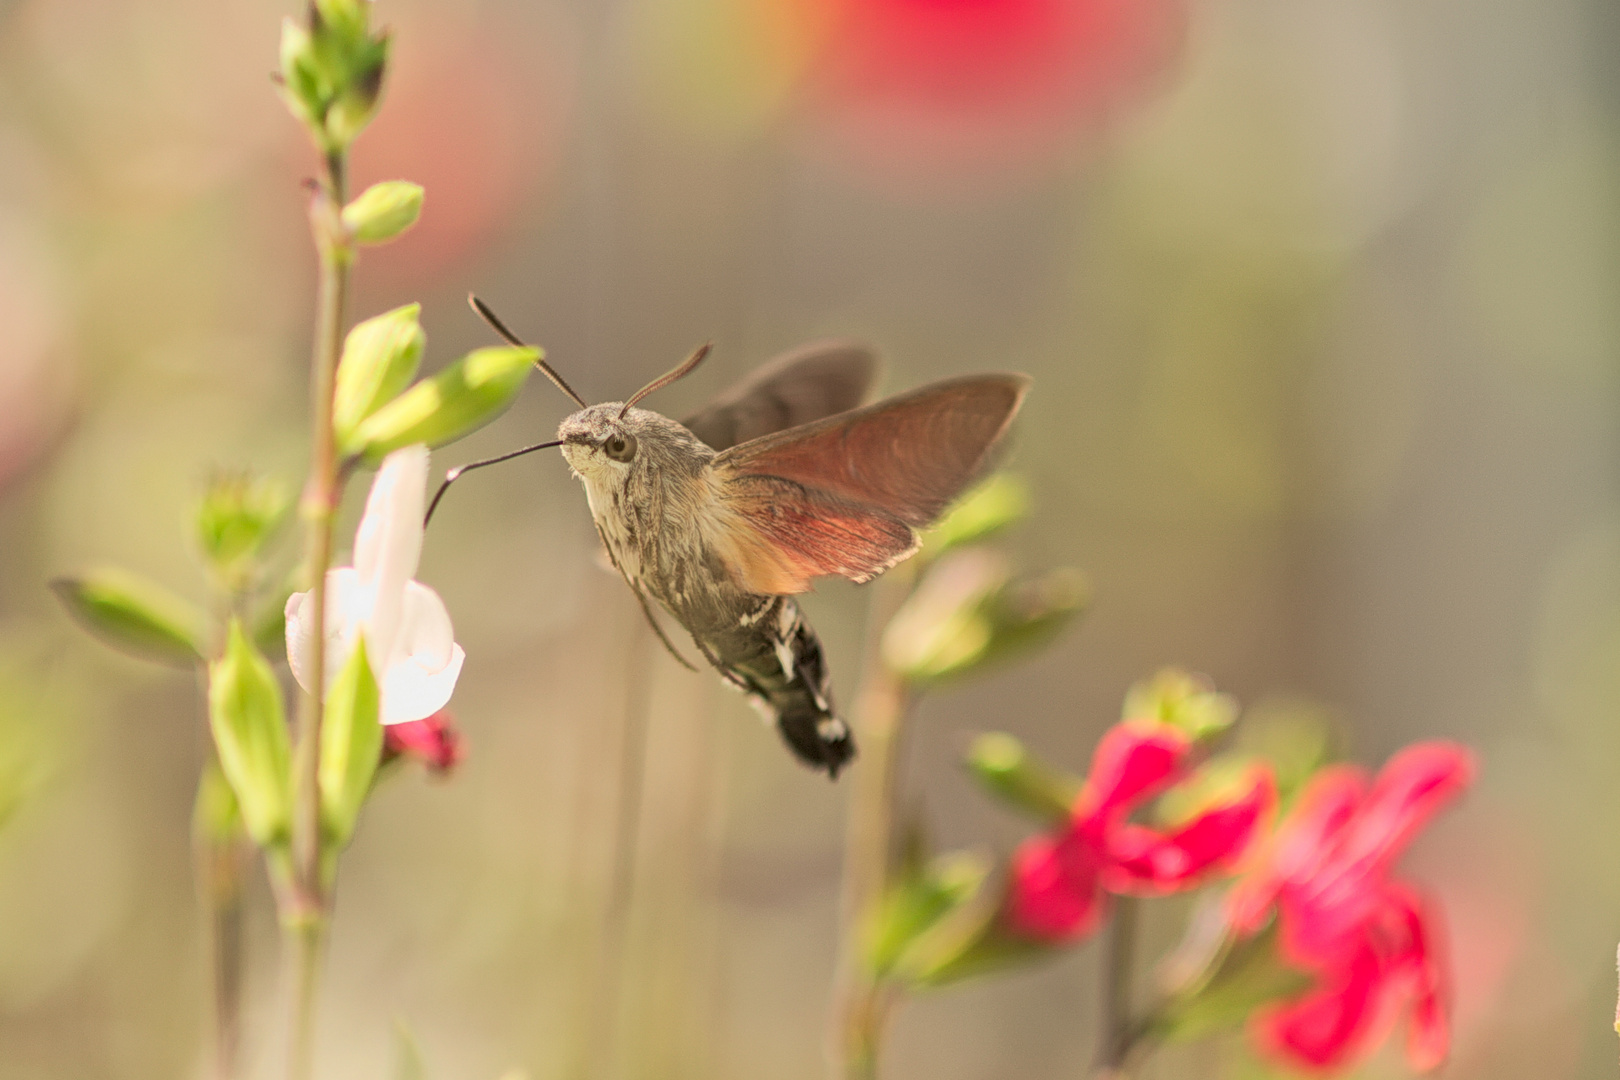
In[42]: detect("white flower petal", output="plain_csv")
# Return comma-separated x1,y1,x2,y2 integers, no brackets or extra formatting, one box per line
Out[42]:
381,643,465,725
284,567,365,696
352,444,428,660
391,580,457,669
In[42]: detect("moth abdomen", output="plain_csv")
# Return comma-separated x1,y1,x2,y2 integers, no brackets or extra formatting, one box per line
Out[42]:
698,596,855,778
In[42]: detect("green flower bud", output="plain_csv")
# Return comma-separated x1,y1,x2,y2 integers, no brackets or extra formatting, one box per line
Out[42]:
1123,668,1237,741
277,17,323,129
334,304,425,452
965,733,1081,823
351,345,538,460
883,548,1007,682
342,181,423,245
192,757,244,847
207,621,292,848
921,473,1030,560
319,635,382,848
313,0,368,44
884,552,1087,685
51,568,206,667
322,34,389,150
195,472,291,592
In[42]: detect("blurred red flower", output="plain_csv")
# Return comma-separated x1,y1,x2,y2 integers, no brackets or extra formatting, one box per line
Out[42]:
1008,720,1275,941
1227,741,1476,1074
382,709,464,775
802,0,1183,174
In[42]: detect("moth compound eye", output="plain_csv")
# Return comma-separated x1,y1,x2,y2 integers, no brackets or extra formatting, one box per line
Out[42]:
604,433,638,462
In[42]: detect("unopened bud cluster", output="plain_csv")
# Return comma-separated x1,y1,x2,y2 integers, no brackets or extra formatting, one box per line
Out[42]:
278,0,391,154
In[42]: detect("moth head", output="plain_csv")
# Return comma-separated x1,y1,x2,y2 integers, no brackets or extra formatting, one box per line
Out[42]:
557,403,640,482
556,404,711,486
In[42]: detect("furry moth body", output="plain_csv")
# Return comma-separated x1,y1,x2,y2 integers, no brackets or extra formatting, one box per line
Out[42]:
552,344,1029,778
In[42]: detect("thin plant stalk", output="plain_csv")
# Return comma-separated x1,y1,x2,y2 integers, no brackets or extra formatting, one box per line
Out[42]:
1094,897,1140,1079
284,147,352,1080
831,578,912,1080
584,620,656,1079
199,834,250,1080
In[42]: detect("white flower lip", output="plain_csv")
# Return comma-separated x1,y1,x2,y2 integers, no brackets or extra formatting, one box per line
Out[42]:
286,444,465,725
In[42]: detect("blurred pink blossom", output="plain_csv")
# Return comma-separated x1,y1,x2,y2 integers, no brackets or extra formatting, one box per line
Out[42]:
1228,741,1476,1074
800,0,1184,176
1008,719,1274,940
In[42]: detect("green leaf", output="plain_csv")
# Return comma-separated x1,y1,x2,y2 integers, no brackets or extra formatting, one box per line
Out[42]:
866,850,990,978
1123,668,1238,742
51,568,206,666
319,636,381,847
965,733,1081,823
352,345,537,460
343,182,424,245
920,473,1030,559
334,304,425,451
207,620,292,848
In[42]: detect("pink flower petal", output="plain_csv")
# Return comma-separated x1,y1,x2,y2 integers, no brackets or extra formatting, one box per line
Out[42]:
1081,720,1188,821
1106,765,1275,894
1007,833,1107,941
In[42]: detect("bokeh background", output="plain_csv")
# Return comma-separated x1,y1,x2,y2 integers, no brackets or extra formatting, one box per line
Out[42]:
0,0,1613,1076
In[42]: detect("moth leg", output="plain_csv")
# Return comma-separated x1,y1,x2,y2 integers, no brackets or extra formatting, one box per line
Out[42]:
631,587,700,672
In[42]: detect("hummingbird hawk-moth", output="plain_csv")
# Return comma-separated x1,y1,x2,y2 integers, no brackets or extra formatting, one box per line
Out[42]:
432,298,1029,778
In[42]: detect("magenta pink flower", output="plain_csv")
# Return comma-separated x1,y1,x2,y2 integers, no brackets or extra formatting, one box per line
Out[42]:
1227,741,1475,1074
382,708,464,775
1007,720,1276,941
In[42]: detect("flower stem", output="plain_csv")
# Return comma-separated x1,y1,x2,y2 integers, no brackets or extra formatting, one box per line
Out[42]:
1094,896,1140,1078
283,915,328,1080
286,146,351,1080
831,581,911,1080
200,833,249,1080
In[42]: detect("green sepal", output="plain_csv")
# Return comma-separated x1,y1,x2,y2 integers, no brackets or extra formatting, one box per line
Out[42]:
1123,668,1238,742
352,345,537,460
866,849,991,979
51,568,206,667
965,732,1081,823
343,182,424,245
334,304,426,452
207,620,292,848
898,888,1054,988
919,473,1030,560
1156,917,1313,1043
318,635,382,848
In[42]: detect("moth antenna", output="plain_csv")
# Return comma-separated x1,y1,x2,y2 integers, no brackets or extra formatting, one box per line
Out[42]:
424,438,564,528
619,341,712,418
467,293,588,410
